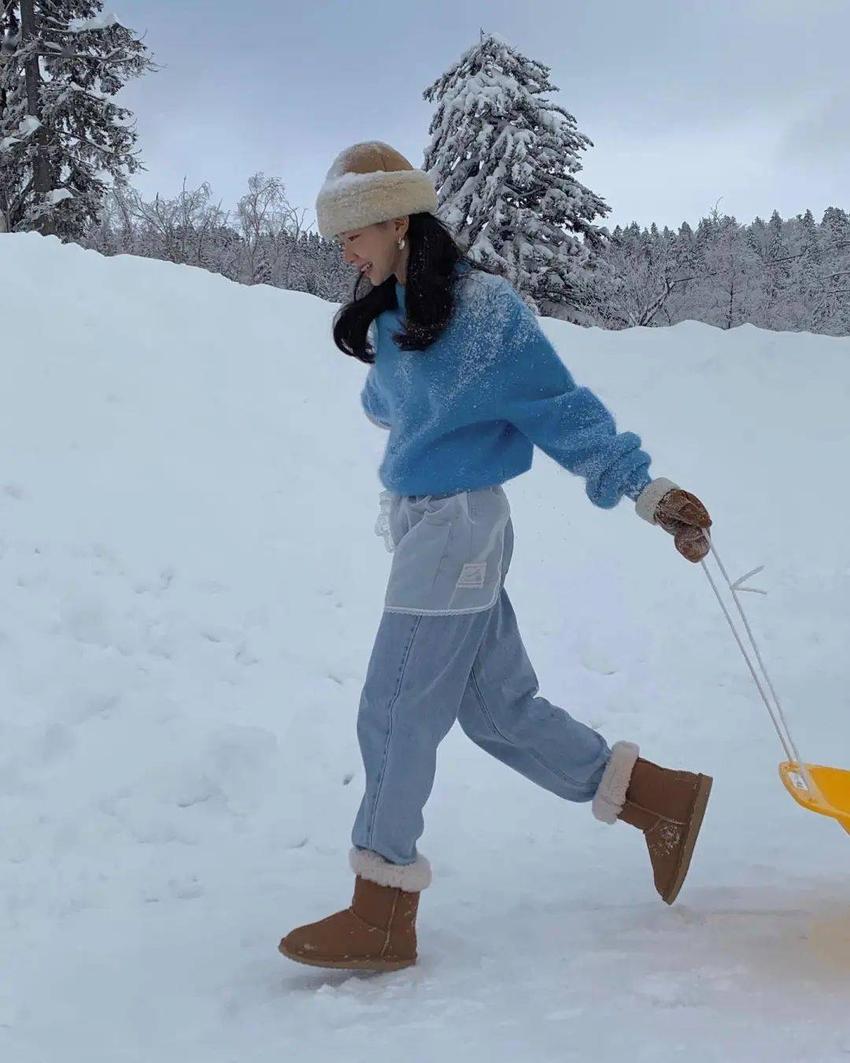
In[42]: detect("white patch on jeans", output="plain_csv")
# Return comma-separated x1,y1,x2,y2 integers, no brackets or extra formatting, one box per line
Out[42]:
456,561,486,588
378,485,511,615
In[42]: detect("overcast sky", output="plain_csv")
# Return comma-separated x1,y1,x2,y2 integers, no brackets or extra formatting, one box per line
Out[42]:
114,0,849,234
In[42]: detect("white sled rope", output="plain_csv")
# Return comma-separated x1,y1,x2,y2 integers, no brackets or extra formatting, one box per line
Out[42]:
700,536,850,836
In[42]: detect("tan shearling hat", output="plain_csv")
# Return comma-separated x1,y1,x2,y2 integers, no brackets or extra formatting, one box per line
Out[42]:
315,140,438,239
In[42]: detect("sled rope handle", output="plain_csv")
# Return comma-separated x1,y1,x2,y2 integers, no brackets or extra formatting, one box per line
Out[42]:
699,538,816,794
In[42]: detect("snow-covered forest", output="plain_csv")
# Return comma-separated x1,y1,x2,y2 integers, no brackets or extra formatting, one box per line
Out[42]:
2,12,849,334
80,179,850,334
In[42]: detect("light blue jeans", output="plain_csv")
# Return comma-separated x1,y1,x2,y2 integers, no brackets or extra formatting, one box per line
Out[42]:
352,501,612,866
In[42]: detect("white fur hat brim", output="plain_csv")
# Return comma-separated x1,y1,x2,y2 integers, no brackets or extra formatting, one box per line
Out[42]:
349,846,432,891
316,168,438,239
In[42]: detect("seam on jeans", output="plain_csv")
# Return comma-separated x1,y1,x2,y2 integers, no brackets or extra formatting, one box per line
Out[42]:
366,613,423,851
427,513,455,592
468,665,587,791
382,589,499,616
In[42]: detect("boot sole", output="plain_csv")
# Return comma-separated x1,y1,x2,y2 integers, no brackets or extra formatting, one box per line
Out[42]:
664,773,713,905
278,940,416,972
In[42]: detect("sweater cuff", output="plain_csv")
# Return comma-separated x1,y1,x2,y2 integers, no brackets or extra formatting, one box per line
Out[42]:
634,477,680,524
623,469,653,502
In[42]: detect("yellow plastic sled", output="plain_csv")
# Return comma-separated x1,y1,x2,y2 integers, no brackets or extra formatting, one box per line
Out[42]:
779,762,850,836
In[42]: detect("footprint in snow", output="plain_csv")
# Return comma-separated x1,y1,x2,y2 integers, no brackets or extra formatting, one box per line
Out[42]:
576,640,619,675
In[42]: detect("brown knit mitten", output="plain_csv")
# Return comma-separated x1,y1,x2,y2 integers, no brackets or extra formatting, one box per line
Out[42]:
654,488,712,563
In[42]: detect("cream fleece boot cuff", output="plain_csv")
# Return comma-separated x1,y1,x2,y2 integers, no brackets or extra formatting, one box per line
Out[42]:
349,847,432,891
592,741,640,823
635,477,680,524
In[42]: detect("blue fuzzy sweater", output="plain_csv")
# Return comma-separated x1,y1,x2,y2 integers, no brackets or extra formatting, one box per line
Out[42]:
360,263,653,508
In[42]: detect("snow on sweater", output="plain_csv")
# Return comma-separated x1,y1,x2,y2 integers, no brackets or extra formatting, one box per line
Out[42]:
360,262,653,507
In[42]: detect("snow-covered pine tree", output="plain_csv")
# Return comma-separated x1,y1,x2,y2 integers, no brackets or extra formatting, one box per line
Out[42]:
818,206,850,334
0,1,153,238
750,209,801,330
695,207,762,330
422,30,610,320
787,207,823,330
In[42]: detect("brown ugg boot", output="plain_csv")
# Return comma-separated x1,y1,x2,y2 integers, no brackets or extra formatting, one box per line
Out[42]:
592,741,713,905
278,847,430,972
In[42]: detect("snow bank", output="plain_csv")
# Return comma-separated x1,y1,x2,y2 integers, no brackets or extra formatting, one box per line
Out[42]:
2,232,850,1062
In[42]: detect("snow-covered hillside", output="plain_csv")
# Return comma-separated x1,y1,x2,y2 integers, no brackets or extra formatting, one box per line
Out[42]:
3,233,850,1062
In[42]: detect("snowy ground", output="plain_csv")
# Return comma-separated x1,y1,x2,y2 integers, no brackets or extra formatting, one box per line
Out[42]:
3,233,850,1062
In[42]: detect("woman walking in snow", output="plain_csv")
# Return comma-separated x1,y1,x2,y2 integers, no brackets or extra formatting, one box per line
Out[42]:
279,141,714,972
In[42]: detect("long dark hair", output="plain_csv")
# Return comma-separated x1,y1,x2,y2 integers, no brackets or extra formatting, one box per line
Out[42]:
331,212,497,364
